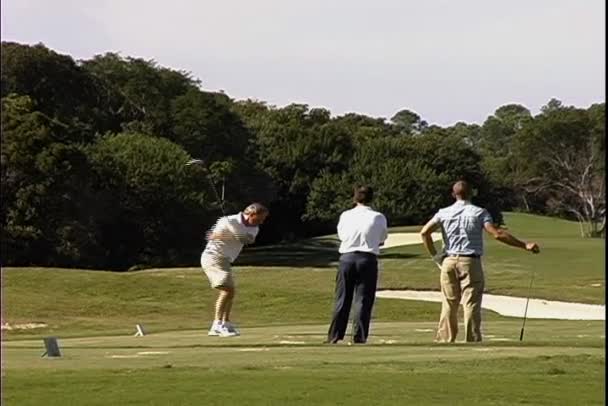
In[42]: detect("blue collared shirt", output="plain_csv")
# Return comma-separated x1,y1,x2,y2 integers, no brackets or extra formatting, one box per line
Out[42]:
430,200,493,256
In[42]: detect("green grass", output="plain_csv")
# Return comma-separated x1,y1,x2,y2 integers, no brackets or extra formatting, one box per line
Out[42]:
2,266,492,338
1,212,605,405
2,322,605,405
4,356,604,406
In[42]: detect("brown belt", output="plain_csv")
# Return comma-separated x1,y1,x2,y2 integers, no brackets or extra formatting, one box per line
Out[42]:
447,253,480,258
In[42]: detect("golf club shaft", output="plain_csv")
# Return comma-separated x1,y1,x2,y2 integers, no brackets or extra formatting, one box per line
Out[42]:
519,271,535,341
205,176,226,216
187,158,226,216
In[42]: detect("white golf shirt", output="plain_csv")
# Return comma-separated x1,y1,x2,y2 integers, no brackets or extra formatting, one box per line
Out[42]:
337,205,388,255
203,213,259,263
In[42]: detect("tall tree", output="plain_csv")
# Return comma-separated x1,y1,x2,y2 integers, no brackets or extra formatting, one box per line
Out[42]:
1,95,103,266
82,52,198,137
1,41,112,138
390,109,428,135
87,133,208,269
513,102,605,237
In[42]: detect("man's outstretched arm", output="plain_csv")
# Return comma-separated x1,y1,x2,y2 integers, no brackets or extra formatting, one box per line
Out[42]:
483,223,540,253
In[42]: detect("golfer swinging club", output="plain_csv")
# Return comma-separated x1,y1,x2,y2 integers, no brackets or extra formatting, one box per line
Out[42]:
420,180,539,343
201,203,269,337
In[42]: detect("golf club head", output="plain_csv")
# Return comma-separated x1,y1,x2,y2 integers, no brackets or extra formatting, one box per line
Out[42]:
185,159,204,166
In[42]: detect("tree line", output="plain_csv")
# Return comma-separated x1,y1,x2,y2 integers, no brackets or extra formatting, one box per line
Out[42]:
1,42,604,270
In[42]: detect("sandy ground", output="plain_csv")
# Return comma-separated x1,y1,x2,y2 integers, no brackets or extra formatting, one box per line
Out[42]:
376,290,605,320
381,232,442,249
1,322,48,331
377,232,604,321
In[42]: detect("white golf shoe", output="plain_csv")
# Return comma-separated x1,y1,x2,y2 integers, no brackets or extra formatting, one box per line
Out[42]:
220,322,240,337
207,321,223,336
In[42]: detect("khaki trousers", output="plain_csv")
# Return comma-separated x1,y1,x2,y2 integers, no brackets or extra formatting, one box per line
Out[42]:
435,256,484,343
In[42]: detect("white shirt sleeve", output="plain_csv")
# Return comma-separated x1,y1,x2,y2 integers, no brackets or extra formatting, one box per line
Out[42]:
209,217,230,237
378,214,388,243
337,213,346,241
245,227,259,244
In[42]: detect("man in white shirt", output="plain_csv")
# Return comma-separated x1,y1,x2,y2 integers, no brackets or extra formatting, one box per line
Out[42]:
326,186,388,344
201,203,269,337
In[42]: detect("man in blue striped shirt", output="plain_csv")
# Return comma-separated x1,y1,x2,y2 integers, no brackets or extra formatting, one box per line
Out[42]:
420,180,540,342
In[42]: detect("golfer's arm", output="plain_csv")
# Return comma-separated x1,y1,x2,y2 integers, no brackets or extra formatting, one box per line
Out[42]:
420,221,440,256
484,223,527,249
206,222,234,241
238,233,256,245
207,230,231,241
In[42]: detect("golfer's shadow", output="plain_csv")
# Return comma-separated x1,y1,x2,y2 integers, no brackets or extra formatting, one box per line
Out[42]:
235,237,334,267
379,253,421,260
237,240,420,268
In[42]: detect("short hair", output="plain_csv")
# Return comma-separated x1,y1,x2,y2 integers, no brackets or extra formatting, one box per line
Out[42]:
243,202,269,215
353,185,374,204
452,180,472,200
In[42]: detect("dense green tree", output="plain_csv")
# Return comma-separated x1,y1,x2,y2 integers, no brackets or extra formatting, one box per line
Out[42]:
446,122,482,149
82,52,198,137
87,133,208,269
305,134,501,226
4,40,598,269
170,89,250,159
391,109,428,135
0,42,115,138
1,95,103,265
332,113,398,141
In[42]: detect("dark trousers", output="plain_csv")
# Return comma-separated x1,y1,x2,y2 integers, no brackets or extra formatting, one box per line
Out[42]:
327,252,378,343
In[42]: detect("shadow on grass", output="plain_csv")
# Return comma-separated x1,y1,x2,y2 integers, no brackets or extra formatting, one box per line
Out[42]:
238,238,339,268
237,239,421,268
380,253,422,260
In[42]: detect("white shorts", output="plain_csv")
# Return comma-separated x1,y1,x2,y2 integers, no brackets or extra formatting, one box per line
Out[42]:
200,254,234,289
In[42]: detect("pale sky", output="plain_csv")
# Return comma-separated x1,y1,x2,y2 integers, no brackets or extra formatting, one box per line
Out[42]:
1,0,605,126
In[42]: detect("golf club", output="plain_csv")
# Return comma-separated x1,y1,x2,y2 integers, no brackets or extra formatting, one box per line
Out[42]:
185,158,226,216
519,270,535,341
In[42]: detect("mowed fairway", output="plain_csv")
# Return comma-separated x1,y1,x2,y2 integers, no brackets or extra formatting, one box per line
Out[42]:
2,213,605,405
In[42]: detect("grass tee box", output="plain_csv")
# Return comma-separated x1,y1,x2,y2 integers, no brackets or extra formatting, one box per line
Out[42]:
0,213,605,405
1,322,605,406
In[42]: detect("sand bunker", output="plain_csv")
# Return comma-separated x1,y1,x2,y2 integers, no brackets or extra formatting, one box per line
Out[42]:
376,290,605,320
1,322,48,331
381,232,441,249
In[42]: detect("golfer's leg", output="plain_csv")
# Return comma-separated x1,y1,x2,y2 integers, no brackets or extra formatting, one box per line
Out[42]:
214,287,233,322
352,255,378,343
212,260,235,322
461,259,484,342
327,255,356,343
221,287,236,322
436,258,461,343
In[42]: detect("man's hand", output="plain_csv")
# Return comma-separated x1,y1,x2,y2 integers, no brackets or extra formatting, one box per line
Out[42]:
525,242,540,253
236,233,255,245
432,252,446,268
